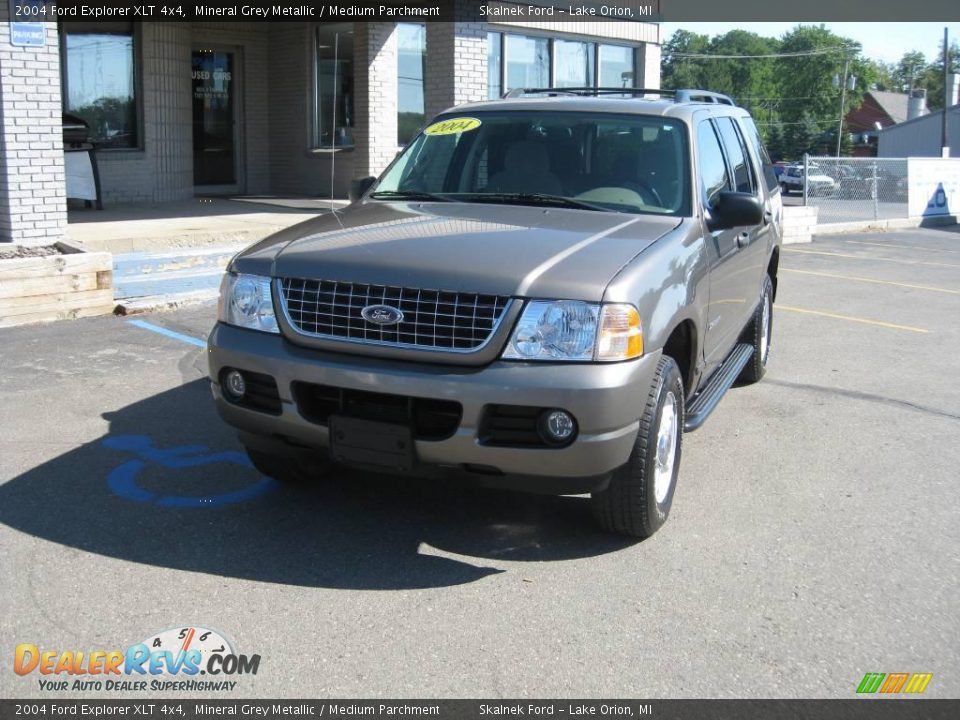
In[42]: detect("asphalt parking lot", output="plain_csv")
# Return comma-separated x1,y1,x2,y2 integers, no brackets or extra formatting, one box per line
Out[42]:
1,226,958,699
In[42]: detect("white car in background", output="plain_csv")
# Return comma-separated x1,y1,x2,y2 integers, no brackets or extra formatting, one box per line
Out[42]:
779,164,836,196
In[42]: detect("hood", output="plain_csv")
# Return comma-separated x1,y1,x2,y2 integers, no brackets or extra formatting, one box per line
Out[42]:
232,202,681,302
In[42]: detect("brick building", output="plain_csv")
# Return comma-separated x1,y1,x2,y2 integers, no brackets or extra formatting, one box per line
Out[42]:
0,9,661,246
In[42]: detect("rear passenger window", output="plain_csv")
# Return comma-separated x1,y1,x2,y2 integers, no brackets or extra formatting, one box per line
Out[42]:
739,116,778,192
697,121,731,208
716,118,754,194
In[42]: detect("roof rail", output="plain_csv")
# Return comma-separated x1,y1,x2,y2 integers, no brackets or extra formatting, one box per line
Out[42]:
503,87,675,99
501,87,737,106
674,89,736,105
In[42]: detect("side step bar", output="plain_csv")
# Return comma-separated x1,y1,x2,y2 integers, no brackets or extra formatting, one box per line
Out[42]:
683,343,754,432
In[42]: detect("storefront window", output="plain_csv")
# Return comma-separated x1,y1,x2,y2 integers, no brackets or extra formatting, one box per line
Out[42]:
598,44,636,89
505,34,549,93
555,39,595,88
314,24,354,148
487,32,502,99
61,22,138,149
397,23,426,145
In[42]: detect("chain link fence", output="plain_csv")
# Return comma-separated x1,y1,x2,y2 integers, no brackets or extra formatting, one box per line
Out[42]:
798,156,909,224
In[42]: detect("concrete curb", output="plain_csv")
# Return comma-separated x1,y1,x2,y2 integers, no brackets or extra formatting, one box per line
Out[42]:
114,289,219,316
815,215,958,235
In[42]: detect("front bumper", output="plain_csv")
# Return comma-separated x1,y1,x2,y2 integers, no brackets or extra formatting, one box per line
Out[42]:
207,323,661,493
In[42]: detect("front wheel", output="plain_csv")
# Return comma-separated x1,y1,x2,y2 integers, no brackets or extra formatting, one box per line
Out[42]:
591,356,684,539
739,275,774,384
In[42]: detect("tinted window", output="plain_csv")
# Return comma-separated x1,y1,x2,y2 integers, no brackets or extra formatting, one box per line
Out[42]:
697,121,731,207
739,116,778,192
716,118,754,194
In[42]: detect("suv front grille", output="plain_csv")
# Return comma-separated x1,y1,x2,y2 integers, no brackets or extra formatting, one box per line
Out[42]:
278,278,511,352
292,382,462,441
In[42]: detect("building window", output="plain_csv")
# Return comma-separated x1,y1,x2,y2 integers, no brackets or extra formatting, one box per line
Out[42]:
554,39,595,88
505,34,549,92
598,44,636,88
61,22,138,149
397,23,426,145
314,24,354,148
487,32,503,99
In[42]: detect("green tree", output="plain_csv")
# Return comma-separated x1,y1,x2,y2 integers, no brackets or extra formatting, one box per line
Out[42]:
891,51,927,92
777,25,861,126
661,30,711,90
785,112,823,159
919,39,960,110
765,122,786,161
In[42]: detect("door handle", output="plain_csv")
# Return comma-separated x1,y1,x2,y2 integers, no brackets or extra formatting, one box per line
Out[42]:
763,210,772,225
736,232,750,248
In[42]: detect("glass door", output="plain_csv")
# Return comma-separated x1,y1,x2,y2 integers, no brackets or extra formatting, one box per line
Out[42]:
192,49,242,192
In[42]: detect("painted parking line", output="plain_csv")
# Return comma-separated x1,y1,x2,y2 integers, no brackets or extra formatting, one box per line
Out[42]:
844,239,960,255
781,268,960,296
777,304,928,334
784,247,960,270
127,319,207,348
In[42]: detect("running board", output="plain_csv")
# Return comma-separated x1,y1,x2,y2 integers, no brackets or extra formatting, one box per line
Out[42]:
683,343,754,432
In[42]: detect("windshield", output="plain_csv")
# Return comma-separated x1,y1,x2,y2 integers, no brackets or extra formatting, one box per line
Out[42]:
374,111,691,216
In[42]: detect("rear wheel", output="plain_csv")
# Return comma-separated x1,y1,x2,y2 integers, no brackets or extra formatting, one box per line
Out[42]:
739,275,774,384
245,448,336,484
591,356,684,538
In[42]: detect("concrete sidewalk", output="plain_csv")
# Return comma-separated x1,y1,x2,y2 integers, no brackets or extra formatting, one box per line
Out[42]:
67,196,346,254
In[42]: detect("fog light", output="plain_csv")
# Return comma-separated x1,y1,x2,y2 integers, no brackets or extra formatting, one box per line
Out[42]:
539,409,576,446
223,369,246,400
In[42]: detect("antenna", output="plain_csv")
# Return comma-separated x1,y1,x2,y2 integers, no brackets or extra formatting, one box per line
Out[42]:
329,30,338,213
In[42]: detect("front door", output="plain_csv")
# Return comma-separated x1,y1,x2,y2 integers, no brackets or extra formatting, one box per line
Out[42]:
192,49,242,193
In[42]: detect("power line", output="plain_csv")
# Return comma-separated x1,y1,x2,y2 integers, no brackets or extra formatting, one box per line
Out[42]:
669,47,853,60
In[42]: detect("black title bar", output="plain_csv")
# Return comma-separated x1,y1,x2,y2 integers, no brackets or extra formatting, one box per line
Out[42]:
7,0,960,22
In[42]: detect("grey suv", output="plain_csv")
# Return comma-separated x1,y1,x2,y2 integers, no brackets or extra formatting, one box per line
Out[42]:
208,88,782,538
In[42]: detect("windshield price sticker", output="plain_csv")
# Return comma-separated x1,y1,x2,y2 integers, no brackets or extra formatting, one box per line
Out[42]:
424,118,482,136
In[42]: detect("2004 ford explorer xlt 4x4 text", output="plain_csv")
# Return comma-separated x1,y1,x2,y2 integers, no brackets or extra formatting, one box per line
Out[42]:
208,87,783,538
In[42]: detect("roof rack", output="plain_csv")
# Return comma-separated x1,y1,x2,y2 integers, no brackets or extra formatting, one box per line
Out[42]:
502,87,736,106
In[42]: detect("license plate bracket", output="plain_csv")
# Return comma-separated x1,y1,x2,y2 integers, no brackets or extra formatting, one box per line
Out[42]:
328,415,415,471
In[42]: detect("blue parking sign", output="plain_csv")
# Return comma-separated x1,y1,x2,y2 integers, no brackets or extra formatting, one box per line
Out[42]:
10,22,45,47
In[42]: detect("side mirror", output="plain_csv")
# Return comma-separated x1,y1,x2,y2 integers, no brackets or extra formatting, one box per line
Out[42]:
349,176,376,203
707,191,763,231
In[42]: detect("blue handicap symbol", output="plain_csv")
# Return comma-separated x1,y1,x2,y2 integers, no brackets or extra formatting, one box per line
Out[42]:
102,435,279,508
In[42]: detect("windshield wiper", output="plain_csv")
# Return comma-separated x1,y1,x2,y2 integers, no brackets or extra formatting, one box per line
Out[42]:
369,190,452,202
451,192,612,212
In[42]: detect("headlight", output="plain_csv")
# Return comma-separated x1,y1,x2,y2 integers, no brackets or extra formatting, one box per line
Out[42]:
217,273,279,334
502,300,642,362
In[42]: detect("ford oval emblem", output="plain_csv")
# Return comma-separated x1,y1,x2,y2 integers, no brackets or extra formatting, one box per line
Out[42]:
361,304,404,326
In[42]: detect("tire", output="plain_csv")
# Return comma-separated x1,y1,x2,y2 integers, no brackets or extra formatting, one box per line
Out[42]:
780,182,790,196
739,275,774,384
591,356,684,539
245,447,336,484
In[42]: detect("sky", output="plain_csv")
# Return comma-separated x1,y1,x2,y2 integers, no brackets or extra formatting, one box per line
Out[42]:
658,22,960,64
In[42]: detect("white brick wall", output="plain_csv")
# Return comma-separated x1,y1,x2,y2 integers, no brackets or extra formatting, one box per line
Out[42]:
0,15,66,246
425,7,488,119
353,23,399,179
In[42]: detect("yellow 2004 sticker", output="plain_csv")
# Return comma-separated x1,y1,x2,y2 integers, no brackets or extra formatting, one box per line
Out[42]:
424,117,482,136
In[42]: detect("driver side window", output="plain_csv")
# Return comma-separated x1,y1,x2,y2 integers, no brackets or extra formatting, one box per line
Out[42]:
697,120,731,209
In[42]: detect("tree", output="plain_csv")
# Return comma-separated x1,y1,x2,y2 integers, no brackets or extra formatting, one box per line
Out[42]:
661,30,711,91
891,51,927,92
784,112,823,159
919,39,960,110
765,122,786,161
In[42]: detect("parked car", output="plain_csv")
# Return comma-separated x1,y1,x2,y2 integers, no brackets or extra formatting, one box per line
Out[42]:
780,164,836,196
208,88,783,538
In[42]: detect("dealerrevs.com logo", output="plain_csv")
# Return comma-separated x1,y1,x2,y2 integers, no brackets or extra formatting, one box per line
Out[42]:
14,626,260,692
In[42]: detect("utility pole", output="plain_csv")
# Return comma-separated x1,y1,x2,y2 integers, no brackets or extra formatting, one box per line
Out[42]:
836,51,852,158
942,27,950,157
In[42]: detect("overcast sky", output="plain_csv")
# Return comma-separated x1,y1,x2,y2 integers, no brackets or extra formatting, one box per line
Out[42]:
658,22,960,64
